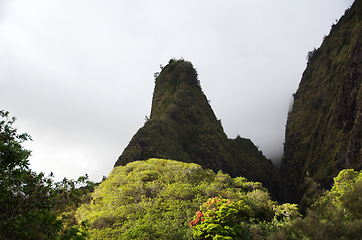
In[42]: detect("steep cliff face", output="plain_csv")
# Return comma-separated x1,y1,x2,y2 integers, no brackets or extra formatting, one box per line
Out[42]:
115,59,279,199
281,0,362,204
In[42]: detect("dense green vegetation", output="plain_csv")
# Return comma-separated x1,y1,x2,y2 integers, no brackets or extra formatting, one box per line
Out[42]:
281,0,362,205
0,110,93,239
75,158,362,239
115,59,280,199
75,158,296,239
288,169,362,239
3,108,362,239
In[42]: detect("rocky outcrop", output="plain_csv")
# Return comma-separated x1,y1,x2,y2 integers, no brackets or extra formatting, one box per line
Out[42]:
280,0,362,205
115,59,280,199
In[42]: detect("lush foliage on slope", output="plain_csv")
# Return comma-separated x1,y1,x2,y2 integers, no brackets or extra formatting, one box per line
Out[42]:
281,0,362,204
284,169,362,239
0,110,93,240
191,197,300,240
76,158,295,239
189,168,362,239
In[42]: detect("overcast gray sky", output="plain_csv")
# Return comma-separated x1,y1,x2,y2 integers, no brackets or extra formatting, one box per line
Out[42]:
0,0,355,182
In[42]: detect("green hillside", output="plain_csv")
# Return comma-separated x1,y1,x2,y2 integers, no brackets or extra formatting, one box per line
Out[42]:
74,159,362,239
115,59,280,199
76,158,296,239
280,0,362,205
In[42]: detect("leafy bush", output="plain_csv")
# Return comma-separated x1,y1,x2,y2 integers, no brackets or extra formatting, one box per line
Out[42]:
190,196,300,240
181,168,362,239
191,197,253,240
284,169,362,239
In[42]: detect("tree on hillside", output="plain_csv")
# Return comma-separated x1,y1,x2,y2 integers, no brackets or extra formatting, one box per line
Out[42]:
0,110,92,240
289,169,362,239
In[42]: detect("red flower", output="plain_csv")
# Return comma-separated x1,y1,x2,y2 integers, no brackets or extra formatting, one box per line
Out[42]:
189,220,195,228
190,210,204,227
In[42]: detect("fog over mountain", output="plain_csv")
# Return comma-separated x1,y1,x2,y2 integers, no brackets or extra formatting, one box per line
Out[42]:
0,0,354,181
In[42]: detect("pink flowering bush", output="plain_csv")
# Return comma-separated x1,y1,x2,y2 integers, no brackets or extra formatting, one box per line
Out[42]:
190,195,302,239
191,197,253,240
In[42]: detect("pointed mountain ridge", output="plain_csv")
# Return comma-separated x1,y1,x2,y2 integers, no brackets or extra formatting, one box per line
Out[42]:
115,59,280,199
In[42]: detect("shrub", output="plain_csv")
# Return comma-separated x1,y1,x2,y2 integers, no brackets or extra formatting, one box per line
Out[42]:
306,47,319,64
191,197,253,240
286,169,362,239
190,193,300,239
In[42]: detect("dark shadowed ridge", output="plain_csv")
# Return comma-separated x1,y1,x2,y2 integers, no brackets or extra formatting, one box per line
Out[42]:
280,0,362,207
115,59,280,200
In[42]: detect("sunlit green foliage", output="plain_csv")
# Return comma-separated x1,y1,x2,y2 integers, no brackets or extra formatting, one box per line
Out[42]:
77,159,239,239
191,197,253,240
0,110,93,240
76,158,297,239
283,169,362,239
190,197,300,239
189,168,362,239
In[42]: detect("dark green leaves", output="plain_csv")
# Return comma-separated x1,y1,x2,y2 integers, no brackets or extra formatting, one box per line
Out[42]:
0,110,93,239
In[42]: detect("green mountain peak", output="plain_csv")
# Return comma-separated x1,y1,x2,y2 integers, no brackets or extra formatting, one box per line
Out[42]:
114,59,280,199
